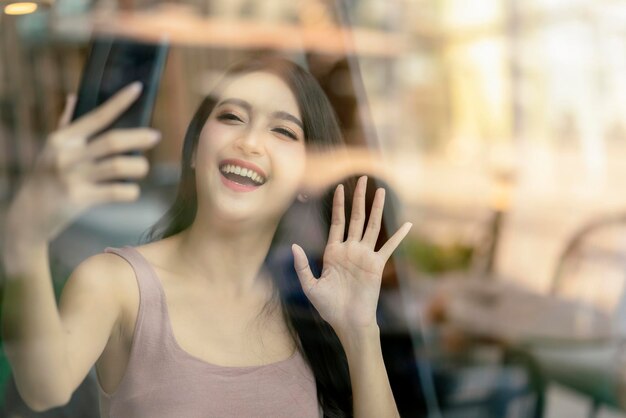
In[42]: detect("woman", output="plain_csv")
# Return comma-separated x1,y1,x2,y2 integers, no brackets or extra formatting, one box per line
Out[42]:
2,56,411,417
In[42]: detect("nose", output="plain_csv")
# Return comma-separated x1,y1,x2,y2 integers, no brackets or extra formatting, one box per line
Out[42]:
235,128,264,156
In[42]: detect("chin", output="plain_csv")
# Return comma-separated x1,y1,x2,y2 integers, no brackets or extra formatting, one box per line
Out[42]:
212,202,258,223
217,199,293,229
198,181,296,227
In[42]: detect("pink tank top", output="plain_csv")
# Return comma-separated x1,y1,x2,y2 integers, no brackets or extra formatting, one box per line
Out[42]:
97,246,321,418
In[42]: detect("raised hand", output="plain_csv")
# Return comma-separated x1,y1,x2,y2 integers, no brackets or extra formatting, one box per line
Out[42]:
291,175,412,335
5,82,160,246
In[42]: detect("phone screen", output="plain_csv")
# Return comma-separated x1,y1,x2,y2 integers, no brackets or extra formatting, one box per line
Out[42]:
72,35,169,133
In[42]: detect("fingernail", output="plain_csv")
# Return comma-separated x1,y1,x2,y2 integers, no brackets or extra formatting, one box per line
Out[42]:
129,81,143,93
150,130,162,142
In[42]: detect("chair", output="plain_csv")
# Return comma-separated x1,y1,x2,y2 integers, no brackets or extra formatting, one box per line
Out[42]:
533,213,626,417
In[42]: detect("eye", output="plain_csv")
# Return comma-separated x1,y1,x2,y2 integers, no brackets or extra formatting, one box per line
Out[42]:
273,127,298,141
217,112,244,123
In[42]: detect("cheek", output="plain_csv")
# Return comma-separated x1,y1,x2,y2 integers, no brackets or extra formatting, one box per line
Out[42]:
273,146,306,186
196,122,229,163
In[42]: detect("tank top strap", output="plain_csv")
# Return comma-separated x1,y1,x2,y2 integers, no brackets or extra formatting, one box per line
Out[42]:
103,246,172,359
104,246,164,304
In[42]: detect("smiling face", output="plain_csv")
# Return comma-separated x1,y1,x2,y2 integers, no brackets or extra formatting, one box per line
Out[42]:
193,71,307,224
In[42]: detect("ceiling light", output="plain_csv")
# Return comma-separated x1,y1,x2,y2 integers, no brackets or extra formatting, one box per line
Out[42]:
5,2,37,14
3,0,52,15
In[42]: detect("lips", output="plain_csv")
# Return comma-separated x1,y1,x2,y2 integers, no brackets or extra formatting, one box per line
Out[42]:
218,158,268,193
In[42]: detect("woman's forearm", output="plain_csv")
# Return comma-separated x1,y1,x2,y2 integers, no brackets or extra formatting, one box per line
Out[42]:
2,233,72,410
336,325,401,418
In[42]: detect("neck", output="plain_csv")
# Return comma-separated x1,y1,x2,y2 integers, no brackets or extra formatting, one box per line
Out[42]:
173,212,278,300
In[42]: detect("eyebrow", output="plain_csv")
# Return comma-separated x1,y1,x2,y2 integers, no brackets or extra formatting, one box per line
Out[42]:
217,98,252,113
217,98,304,130
272,111,303,130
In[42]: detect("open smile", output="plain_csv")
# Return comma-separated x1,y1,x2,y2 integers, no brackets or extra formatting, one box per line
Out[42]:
218,159,267,193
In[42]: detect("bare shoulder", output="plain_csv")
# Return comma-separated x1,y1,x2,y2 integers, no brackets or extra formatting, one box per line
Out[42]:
71,251,137,289
61,252,139,312
72,237,176,295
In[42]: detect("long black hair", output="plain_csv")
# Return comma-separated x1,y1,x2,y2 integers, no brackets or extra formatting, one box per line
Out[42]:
143,56,353,417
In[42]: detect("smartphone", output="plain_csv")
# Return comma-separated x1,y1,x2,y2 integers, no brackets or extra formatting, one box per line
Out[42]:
72,35,169,140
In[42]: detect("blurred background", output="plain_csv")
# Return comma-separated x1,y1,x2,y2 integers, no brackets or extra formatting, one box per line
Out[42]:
2,0,626,417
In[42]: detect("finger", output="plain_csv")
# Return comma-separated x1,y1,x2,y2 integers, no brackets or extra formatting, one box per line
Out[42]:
362,187,385,248
86,183,141,204
327,184,345,243
347,175,367,241
378,222,413,261
64,82,142,138
83,156,149,182
85,128,161,161
291,244,317,295
58,94,77,129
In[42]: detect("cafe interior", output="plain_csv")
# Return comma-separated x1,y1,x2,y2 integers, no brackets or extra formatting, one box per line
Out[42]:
1,0,626,417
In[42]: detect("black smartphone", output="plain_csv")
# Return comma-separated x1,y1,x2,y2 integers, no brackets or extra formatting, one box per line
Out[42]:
72,35,169,140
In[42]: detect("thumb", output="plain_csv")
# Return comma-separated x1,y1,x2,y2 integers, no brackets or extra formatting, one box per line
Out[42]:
58,94,77,129
291,244,317,295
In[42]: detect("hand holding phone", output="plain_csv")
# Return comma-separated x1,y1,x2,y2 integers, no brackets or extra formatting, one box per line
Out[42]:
7,83,161,244
6,35,169,245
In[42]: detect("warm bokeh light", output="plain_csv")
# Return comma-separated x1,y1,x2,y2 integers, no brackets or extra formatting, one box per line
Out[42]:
4,2,38,15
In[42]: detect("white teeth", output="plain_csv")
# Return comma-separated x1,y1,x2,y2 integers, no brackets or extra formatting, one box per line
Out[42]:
220,163,266,184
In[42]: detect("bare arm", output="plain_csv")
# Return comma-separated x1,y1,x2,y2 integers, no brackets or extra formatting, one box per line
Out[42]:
1,83,159,411
337,326,400,418
2,243,121,410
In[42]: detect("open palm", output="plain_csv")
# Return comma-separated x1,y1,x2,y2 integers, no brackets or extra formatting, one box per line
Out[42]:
292,176,412,334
